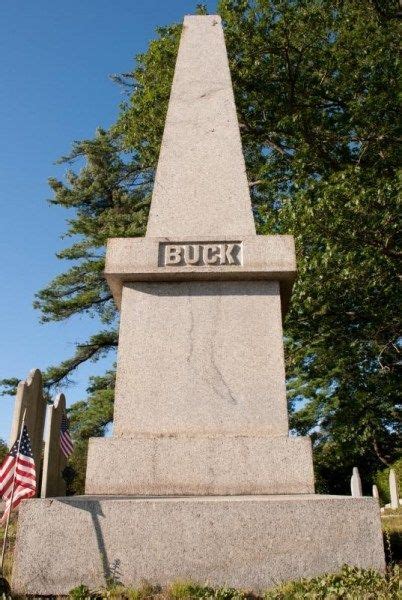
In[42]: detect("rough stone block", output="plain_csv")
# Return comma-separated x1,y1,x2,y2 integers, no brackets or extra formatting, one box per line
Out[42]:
85,435,314,495
12,495,385,596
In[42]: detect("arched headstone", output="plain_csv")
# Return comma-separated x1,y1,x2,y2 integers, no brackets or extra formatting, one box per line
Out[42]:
9,369,46,493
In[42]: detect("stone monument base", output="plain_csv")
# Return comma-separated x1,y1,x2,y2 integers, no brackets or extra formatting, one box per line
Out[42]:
12,495,384,595
85,435,315,495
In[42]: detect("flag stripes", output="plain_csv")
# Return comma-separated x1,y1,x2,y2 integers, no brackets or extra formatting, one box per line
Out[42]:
0,425,36,524
60,413,74,458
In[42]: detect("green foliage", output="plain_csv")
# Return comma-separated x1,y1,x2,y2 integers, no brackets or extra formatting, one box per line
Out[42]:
0,439,8,464
0,515,17,582
69,583,89,599
169,581,207,600
38,130,149,321
114,25,180,167
29,129,149,394
166,581,246,600
376,458,402,505
69,583,97,600
1,0,399,494
0,378,19,398
382,506,402,564
264,565,400,600
66,568,401,600
195,4,209,15
68,581,158,600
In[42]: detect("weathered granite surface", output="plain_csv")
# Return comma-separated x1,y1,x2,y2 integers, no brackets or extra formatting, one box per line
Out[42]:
85,435,314,495
112,280,290,438
146,16,255,238
12,495,385,595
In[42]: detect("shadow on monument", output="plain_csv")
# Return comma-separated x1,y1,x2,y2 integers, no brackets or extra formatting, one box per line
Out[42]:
59,498,121,586
127,281,279,297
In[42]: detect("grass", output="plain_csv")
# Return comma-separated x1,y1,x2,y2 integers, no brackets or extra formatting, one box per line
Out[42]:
65,566,402,599
2,566,401,599
382,506,402,564
0,515,17,582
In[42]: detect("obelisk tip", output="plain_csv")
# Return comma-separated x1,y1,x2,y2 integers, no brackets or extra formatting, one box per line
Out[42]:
146,13,255,238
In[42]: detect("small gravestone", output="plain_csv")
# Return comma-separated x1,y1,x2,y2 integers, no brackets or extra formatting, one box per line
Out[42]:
9,368,46,491
372,484,379,499
12,16,385,595
389,468,399,509
351,467,363,497
41,394,67,498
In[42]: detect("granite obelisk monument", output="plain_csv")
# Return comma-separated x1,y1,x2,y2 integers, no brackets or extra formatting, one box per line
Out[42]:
12,16,384,595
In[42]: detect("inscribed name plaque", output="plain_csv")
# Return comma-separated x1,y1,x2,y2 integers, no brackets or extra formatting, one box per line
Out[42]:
159,241,242,267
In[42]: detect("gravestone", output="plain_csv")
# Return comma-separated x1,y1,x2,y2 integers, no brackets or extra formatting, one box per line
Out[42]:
9,368,46,490
41,394,67,498
389,468,399,509
372,484,379,499
351,467,363,497
12,16,385,595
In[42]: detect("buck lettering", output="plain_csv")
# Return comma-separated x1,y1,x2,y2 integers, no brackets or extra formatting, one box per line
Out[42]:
162,242,242,266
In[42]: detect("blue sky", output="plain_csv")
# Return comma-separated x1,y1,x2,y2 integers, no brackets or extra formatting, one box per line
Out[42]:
0,0,216,442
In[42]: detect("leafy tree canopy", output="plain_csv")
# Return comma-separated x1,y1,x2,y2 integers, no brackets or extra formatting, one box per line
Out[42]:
2,0,400,493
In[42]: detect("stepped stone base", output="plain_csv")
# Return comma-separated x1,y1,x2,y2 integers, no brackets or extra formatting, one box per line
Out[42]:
12,495,385,595
85,435,314,495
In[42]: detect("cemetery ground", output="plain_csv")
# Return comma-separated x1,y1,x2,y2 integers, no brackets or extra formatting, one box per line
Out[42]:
1,510,401,599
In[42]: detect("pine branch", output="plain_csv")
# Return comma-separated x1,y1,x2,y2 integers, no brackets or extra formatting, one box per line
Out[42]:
43,330,118,389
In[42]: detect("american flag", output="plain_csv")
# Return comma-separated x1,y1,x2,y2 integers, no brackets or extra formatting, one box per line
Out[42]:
0,425,36,524
60,413,74,458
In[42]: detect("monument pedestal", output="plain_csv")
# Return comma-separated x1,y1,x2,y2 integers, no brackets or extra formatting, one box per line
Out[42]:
12,494,385,596
85,435,315,495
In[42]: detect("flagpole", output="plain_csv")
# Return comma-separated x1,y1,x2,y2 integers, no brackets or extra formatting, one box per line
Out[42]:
0,407,28,575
